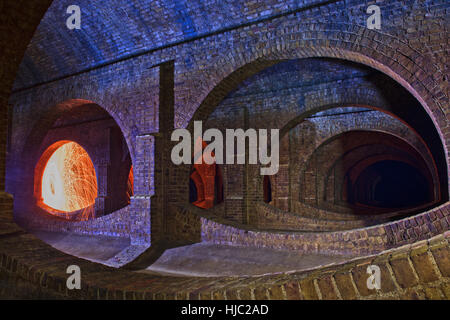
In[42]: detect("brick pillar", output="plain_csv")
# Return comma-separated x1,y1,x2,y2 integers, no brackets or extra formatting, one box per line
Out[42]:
0,100,14,222
94,161,110,216
0,99,7,192
130,134,154,245
151,61,174,242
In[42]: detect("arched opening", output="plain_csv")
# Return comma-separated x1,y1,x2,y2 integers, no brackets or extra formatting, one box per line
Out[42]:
298,129,436,215
352,160,432,208
193,57,448,207
15,102,136,223
35,141,97,220
189,139,223,209
189,165,224,209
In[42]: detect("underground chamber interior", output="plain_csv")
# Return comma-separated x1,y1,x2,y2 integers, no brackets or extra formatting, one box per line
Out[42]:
5,57,448,274
294,128,439,216
202,58,446,224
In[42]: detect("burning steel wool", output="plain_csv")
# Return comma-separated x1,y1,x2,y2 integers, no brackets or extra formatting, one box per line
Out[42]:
41,142,97,214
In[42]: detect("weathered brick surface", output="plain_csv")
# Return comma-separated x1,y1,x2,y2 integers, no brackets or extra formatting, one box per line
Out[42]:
316,275,340,300
389,253,419,289
410,246,440,283
298,279,319,300
334,272,357,300
429,240,450,277
196,203,450,256
0,0,448,300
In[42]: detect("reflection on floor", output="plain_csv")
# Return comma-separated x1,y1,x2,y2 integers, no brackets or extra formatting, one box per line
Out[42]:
31,230,351,277
31,230,131,264
140,243,350,277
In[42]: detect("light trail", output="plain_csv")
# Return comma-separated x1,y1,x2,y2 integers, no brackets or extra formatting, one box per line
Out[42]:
40,142,97,216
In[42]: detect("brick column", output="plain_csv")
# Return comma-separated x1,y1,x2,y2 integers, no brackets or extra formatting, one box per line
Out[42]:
94,161,110,216
0,98,13,222
152,61,175,242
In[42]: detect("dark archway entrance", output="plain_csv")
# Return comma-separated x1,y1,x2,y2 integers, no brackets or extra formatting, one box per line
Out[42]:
352,160,432,208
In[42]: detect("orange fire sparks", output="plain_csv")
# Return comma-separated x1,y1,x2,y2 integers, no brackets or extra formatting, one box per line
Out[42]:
40,142,97,214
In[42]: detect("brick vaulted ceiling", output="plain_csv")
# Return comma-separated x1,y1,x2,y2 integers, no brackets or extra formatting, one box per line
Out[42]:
13,0,322,89
13,0,448,91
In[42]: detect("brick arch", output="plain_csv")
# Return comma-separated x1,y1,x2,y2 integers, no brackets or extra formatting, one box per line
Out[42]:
12,99,135,226
189,140,224,209
21,99,130,162
33,140,98,221
20,99,133,176
0,2,449,299
260,102,443,211
186,24,447,131
280,103,438,163
278,98,445,201
330,147,434,205
289,122,440,203
327,135,439,195
300,130,437,212
182,23,448,197
342,154,434,206
279,98,427,139
19,98,136,165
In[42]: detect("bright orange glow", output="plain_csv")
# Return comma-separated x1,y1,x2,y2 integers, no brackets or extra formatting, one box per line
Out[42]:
127,165,134,203
40,142,97,214
190,138,223,209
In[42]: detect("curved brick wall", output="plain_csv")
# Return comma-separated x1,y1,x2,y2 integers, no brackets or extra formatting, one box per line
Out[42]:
273,108,440,211
193,202,450,256
23,205,132,239
291,201,433,221
1,0,448,299
0,222,448,299
206,62,442,216
254,202,432,232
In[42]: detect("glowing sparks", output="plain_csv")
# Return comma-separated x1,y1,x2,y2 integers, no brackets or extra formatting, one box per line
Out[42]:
40,142,97,215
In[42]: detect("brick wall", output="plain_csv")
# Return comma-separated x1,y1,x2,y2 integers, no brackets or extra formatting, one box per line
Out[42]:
0,0,448,298
0,225,448,299
197,202,450,256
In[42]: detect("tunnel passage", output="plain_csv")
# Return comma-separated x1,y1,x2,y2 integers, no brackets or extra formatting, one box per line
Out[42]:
36,141,98,220
300,130,437,214
352,160,432,208
200,58,447,226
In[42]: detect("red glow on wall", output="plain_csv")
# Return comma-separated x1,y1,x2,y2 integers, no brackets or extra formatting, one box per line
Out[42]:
190,138,223,209
127,165,134,203
37,141,97,219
